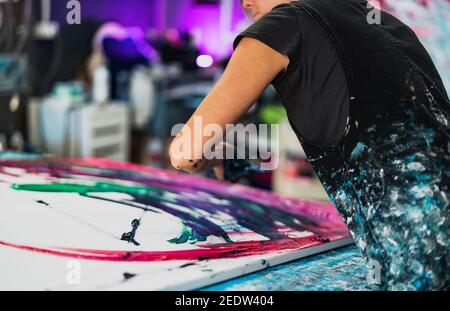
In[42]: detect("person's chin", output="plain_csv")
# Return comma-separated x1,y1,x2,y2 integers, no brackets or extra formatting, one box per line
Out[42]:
252,14,262,22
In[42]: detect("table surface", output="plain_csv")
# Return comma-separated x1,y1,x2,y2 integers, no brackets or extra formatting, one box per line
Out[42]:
202,246,374,291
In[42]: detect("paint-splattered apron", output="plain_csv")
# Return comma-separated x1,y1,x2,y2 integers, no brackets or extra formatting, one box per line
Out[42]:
291,0,449,290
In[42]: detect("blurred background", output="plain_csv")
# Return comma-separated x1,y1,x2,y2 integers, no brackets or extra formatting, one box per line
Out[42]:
0,0,449,201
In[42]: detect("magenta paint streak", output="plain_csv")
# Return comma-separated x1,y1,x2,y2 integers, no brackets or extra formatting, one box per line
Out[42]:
0,234,341,262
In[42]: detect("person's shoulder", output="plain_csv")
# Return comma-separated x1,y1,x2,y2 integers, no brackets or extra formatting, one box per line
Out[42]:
255,2,301,26
269,2,297,15
233,2,303,51
265,1,309,24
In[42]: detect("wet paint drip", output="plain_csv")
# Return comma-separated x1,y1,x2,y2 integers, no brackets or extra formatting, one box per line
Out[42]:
168,225,224,245
121,219,141,246
123,273,137,281
35,200,49,207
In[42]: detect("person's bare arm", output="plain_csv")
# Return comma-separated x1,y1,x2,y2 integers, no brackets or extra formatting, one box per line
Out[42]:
169,37,289,174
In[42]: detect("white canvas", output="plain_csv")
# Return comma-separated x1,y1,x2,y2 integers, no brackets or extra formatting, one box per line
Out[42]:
0,158,352,291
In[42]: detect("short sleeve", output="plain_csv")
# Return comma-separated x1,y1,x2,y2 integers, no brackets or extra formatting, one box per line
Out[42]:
233,3,301,75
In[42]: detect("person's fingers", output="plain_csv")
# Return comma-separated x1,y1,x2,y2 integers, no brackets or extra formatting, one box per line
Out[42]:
213,163,225,181
178,158,220,175
180,159,208,174
173,157,226,179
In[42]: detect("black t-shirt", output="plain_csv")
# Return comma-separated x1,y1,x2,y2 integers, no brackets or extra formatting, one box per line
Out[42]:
233,2,350,147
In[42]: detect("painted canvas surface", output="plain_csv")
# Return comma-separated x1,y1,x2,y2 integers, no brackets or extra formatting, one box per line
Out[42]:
0,157,352,290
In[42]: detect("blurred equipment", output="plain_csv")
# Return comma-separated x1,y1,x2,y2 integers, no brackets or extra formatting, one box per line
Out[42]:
34,0,59,40
65,103,130,161
0,55,27,93
0,0,32,52
30,19,102,97
28,86,130,161
97,23,154,100
154,29,201,71
129,66,156,129
92,64,110,104
0,55,28,151
0,0,32,152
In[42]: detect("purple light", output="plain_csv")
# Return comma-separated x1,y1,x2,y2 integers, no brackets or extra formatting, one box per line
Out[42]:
51,0,248,59
196,55,214,68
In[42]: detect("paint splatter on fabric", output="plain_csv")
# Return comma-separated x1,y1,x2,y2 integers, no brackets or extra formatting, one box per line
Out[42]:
321,92,450,290
277,0,450,291
310,60,450,290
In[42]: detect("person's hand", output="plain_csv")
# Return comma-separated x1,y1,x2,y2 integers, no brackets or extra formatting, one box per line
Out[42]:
169,140,228,180
212,161,225,181
170,156,225,180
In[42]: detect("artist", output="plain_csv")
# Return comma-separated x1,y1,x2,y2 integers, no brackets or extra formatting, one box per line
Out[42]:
169,0,449,290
